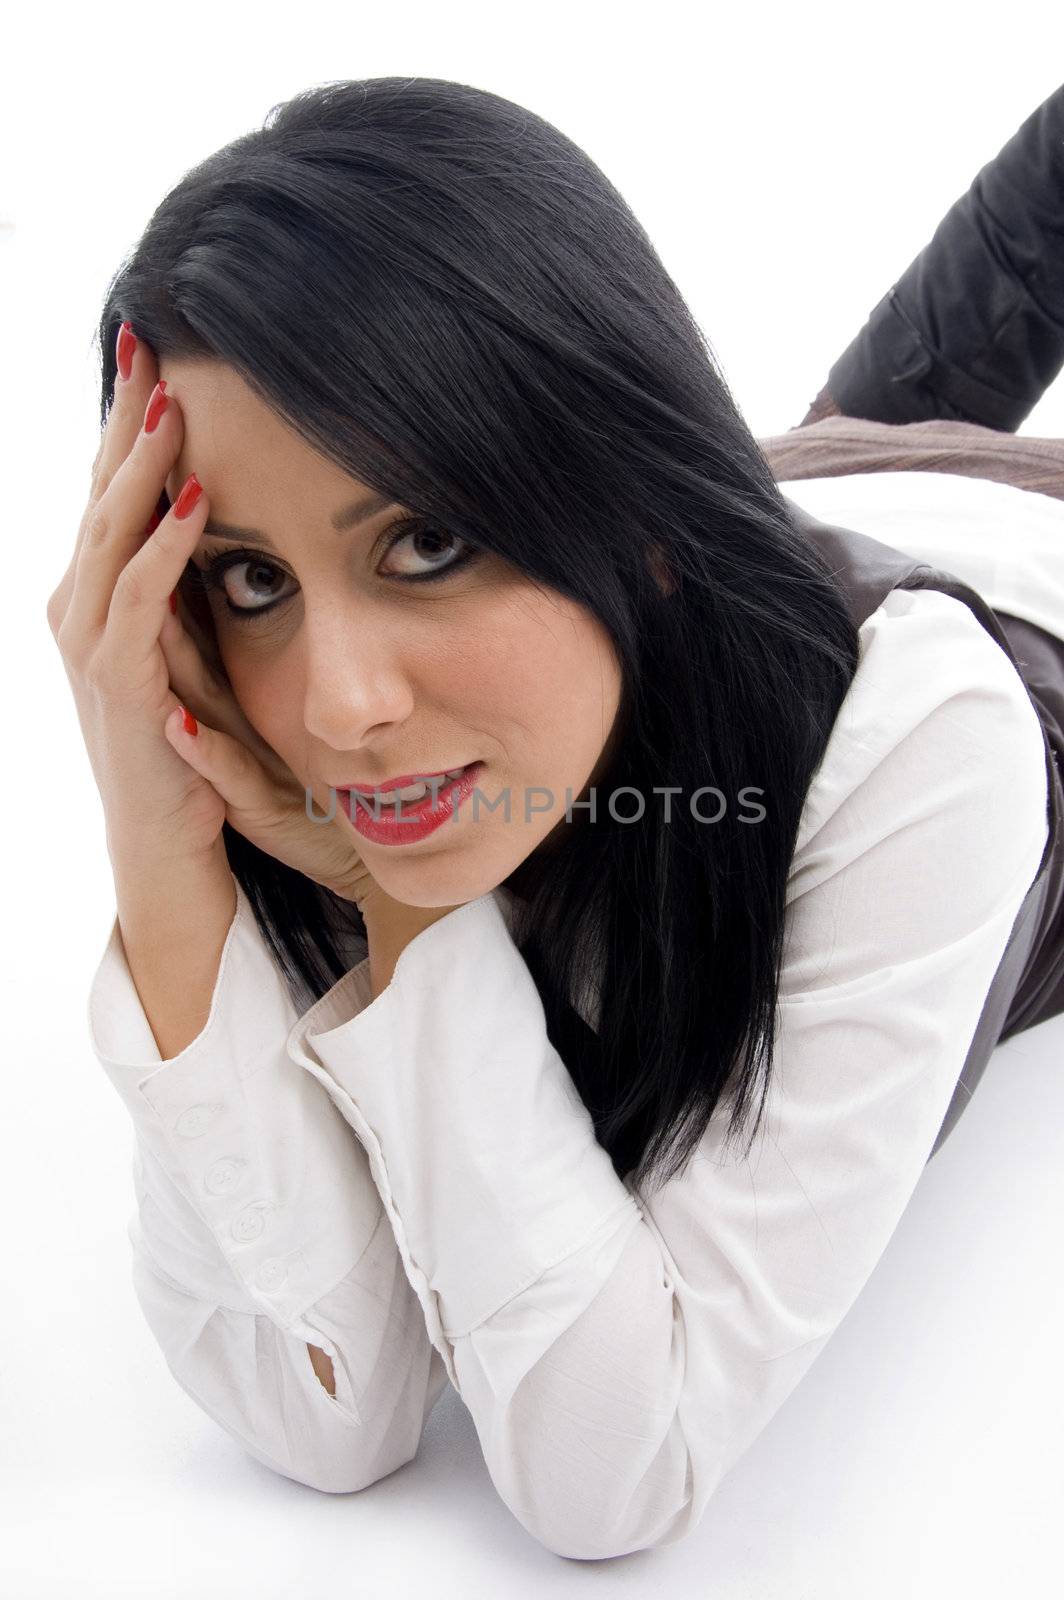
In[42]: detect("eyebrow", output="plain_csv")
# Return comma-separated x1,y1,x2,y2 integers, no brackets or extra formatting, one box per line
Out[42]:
199,490,398,550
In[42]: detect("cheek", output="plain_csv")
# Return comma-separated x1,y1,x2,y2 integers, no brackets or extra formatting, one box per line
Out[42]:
222,651,296,751
234,665,279,716
459,594,620,769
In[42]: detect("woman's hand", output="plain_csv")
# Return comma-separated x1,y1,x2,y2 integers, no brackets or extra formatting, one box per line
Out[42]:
153,598,380,912
46,324,378,913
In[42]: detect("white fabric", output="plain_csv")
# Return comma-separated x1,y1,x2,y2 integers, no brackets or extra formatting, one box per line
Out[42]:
87,482,1054,1558
778,469,1064,644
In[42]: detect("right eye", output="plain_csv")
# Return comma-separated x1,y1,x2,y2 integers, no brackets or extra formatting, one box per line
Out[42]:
194,548,297,621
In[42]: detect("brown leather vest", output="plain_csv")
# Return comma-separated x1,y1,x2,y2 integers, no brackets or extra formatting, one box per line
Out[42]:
784,496,1064,1160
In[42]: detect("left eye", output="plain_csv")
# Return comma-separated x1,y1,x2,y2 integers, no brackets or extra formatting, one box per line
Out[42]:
381,521,472,579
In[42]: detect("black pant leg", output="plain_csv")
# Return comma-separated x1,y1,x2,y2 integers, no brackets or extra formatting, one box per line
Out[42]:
823,85,1064,431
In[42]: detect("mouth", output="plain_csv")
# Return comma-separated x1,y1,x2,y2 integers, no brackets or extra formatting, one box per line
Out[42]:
344,765,473,806
338,762,485,845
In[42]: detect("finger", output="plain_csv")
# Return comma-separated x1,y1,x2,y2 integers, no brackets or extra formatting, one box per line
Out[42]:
90,322,160,506
171,568,229,682
165,703,378,908
162,700,281,828
46,498,162,639
98,475,210,677
50,326,164,634
67,378,191,642
158,600,284,769
78,325,163,575
159,598,300,790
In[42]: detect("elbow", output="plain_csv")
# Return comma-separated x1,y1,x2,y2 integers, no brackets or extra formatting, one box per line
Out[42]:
258,1419,423,1497
489,1395,702,1561
499,1454,700,1562
292,1452,420,1497
514,1513,686,1564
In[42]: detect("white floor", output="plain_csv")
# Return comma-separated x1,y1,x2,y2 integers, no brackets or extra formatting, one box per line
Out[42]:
4,977,1060,1599
11,14,1063,1595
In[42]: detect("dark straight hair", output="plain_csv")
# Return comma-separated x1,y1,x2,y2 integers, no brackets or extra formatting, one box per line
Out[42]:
95,77,860,1197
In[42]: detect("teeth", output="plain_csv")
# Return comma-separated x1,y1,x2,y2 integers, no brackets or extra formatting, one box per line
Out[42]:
352,765,471,807
374,767,469,805
377,781,431,804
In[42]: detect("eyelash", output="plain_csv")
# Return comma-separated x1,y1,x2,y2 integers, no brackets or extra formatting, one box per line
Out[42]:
190,516,480,624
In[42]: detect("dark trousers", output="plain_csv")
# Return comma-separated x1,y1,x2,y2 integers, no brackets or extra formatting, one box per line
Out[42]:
807,84,1064,432
759,84,1064,501
763,87,1064,1060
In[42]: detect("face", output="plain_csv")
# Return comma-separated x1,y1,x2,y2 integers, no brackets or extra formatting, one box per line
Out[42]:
163,359,624,908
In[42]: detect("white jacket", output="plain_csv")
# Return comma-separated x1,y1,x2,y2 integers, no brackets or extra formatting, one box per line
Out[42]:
87,471,1057,1560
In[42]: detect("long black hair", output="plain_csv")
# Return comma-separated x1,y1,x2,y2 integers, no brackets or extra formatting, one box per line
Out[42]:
95,76,860,1197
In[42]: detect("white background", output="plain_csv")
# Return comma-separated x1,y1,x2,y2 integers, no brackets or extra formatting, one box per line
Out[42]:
2,3,1062,1595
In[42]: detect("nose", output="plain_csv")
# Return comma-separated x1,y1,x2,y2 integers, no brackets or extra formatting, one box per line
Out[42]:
299,605,416,754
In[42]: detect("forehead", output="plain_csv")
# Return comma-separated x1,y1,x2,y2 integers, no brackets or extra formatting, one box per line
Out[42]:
159,357,380,518
159,359,304,455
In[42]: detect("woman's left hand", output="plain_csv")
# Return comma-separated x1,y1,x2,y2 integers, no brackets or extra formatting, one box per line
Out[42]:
158,590,377,910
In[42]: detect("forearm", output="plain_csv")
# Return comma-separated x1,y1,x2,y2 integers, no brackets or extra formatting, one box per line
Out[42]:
307,1343,336,1395
112,841,238,1059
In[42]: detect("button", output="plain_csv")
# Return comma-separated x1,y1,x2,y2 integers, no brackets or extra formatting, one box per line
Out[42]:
231,1205,267,1242
174,1103,222,1139
204,1158,246,1196
255,1258,288,1292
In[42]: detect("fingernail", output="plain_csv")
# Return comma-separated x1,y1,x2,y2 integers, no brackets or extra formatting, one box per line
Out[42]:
143,380,168,434
168,590,178,614
173,473,203,520
178,704,199,737
116,322,136,382
144,509,161,537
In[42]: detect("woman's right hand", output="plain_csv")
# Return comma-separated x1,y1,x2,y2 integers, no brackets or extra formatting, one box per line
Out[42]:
46,328,231,878
47,324,381,916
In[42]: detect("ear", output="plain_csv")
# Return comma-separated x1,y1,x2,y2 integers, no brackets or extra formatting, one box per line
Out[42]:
647,543,677,597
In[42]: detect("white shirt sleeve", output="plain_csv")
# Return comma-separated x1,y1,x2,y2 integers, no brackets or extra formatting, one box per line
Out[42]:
281,586,1051,1559
87,877,448,1494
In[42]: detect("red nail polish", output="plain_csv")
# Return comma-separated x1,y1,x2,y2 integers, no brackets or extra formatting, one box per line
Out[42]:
117,322,136,382
173,473,203,520
169,590,178,614
178,705,199,737
145,509,161,537
144,380,168,434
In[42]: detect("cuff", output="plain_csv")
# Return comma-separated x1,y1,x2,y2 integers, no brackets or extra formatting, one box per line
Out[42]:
87,874,383,1330
285,890,640,1369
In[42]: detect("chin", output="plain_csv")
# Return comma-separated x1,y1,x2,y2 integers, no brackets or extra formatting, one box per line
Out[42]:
383,825,553,906
369,849,507,909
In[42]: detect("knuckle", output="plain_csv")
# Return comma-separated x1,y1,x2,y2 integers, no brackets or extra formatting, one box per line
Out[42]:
113,562,148,610
54,617,82,663
82,502,112,550
86,645,126,698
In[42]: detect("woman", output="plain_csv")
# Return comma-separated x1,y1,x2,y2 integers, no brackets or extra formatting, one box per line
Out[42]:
51,79,1064,1559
